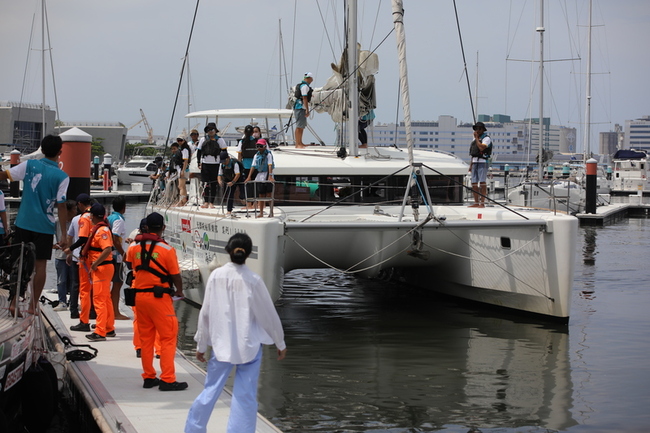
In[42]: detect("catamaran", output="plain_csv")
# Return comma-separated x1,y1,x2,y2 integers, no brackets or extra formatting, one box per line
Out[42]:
150,0,577,321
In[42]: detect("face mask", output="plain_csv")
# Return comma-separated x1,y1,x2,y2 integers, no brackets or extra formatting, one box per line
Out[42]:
253,132,260,139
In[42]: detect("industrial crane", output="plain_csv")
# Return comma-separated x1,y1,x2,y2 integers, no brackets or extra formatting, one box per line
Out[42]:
127,109,154,144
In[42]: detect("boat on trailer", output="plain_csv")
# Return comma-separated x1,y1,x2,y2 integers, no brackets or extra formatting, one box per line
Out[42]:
150,0,577,321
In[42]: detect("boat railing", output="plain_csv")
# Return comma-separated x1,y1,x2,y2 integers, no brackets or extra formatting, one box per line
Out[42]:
0,240,36,323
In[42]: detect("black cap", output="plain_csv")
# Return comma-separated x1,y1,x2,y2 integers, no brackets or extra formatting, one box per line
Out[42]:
89,203,106,217
204,122,219,133
472,121,487,131
146,212,164,229
139,218,148,232
76,193,91,204
219,150,230,163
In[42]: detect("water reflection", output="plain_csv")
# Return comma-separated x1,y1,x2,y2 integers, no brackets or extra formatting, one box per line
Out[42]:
178,269,576,432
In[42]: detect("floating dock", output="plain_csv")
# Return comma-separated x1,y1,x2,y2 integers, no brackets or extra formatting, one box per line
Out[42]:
576,202,650,226
41,303,282,433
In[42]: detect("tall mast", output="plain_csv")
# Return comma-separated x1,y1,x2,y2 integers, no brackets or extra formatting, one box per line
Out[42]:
392,0,414,166
41,0,46,137
537,0,545,182
583,0,593,160
347,0,359,156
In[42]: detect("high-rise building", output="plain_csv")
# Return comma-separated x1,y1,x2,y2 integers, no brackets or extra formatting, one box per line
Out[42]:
624,116,650,153
369,114,576,165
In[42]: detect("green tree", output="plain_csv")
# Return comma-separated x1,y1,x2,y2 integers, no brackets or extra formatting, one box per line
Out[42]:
91,137,105,158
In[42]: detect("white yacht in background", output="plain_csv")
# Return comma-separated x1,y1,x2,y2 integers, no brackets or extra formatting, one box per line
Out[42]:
610,149,648,196
116,155,158,185
150,0,577,321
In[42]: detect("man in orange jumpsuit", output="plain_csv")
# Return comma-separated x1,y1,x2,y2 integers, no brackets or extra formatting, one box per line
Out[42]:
125,212,187,391
66,193,94,332
84,203,116,341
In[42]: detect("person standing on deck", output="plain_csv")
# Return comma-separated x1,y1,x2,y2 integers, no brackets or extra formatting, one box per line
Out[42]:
0,134,69,316
107,196,129,320
245,139,274,218
197,122,227,208
185,233,286,433
468,121,492,208
66,193,95,331
53,200,77,312
83,203,116,342
125,212,187,391
236,125,257,207
293,72,314,148
217,151,243,217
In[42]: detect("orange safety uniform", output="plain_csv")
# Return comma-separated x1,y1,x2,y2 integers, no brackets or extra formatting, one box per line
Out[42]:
77,210,93,324
125,235,180,383
86,223,115,337
125,242,162,356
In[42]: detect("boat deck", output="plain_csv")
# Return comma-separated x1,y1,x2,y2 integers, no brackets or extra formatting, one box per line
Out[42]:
41,301,281,433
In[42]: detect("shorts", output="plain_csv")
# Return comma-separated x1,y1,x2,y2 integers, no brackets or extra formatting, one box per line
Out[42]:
15,226,54,260
471,162,488,184
255,181,274,195
112,261,124,283
294,109,307,129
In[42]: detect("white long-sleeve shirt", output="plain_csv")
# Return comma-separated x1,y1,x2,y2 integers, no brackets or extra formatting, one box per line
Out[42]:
194,262,286,364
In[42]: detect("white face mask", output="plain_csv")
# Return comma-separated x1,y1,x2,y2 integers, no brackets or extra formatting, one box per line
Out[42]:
253,132,260,139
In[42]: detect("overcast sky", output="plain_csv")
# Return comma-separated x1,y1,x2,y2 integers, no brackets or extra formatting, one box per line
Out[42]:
1,0,647,152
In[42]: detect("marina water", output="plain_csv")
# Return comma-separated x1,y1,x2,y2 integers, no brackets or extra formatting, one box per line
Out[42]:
52,202,650,432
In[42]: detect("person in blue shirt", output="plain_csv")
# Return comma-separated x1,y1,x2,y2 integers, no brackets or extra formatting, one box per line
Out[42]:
0,134,70,315
107,196,129,320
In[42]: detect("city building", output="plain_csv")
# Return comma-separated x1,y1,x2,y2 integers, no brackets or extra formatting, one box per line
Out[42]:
368,114,577,168
624,116,650,153
599,124,623,158
0,101,56,153
59,122,128,161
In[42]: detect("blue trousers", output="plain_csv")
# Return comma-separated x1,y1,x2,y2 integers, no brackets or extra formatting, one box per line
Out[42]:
55,258,73,304
185,346,263,433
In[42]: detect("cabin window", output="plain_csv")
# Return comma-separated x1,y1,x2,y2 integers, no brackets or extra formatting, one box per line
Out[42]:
272,174,464,205
501,237,512,249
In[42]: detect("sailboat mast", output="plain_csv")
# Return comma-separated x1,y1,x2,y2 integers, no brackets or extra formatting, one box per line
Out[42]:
347,0,359,156
537,0,545,182
583,0,593,160
391,0,414,166
41,0,46,137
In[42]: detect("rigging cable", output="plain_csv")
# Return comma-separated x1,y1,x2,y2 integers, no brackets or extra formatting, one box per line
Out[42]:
452,0,476,123
163,0,201,155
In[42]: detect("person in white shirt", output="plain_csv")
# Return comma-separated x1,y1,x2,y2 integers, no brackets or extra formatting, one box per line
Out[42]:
185,233,286,433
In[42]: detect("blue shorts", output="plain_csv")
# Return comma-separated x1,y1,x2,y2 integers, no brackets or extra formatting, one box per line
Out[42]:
471,162,488,184
294,109,307,129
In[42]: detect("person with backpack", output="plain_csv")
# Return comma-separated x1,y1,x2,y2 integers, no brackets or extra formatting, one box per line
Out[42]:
468,121,492,208
217,151,243,217
293,72,314,148
197,122,227,208
245,139,275,218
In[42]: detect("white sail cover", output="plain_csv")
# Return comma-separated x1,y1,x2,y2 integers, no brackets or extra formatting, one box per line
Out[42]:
287,45,378,124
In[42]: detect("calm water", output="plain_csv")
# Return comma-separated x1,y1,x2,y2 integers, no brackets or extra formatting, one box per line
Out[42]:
55,202,650,432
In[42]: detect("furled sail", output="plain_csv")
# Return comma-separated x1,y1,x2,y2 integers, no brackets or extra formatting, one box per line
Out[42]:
287,44,378,124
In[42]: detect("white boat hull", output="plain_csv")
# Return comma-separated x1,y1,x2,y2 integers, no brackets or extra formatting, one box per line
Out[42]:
155,203,576,320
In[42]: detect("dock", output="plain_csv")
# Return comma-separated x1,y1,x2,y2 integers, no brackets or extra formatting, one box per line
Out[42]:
41,303,282,433
576,202,650,226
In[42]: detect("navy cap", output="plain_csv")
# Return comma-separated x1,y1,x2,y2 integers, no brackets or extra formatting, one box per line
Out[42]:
219,150,230,163
146,212,164,229
76,193,91,204
89,203,106,217
139,218,148,232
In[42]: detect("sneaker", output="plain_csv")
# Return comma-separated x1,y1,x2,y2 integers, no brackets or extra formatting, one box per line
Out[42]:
86,332,106,342
143,378,160,389
70,322,91,332
106,330,116,338
53,302,68,312
158,380,188,391
135,348,141,358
